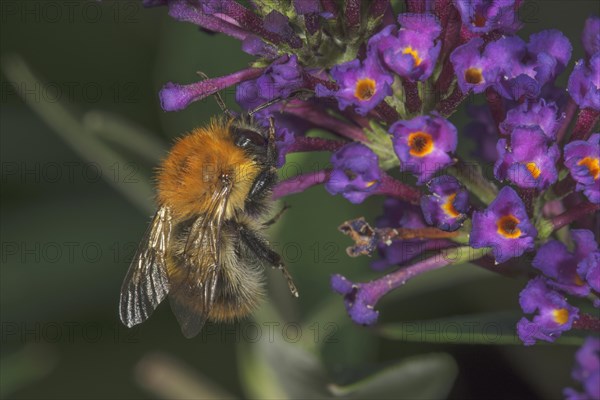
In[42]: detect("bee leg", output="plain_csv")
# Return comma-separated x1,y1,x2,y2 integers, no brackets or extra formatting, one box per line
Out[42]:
266,117,277,165
239,227,299,298
262,203,291,228
195,71,232,117
245,169,278,216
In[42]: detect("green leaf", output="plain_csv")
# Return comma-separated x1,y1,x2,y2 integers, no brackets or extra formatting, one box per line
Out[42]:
329,353,458,400
447,162,498,206
237,324,330,399
238,305,457,399
364,121,399,171
377,312,586,346
237,303,330,399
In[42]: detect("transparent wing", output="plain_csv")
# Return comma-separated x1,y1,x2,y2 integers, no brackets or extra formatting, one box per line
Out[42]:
169,180,233,338
119,206,172,327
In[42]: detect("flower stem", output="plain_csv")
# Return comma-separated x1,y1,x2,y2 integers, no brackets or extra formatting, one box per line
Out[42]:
407,0,428,13
339,218,459,258
374,101,400,125
553,175,575,198
435,0,462,61
272,169,330,200
403,80,422,115
345,0,361,31
556,98,578,143
485,87,505,128
282,101,367,141
287,136,347,153
569,108,600,142
303,72,338,91
573,313,600,332
376,173,422,204
436,86,466,117
447,158,499,205
551,202,600,231
369,246,488,298
321,0,338,16
369,0,390,19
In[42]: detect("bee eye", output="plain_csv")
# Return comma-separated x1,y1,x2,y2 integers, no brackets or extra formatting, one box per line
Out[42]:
233,127,267,149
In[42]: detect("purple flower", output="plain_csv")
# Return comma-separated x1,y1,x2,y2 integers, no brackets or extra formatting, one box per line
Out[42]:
527,30,573,77
373,199,439,271
470,186,537,263
164,0,249,41
494,126,560,190
160,67,264,111
582,16,600,57
568,55,600,111
274,126,296,168
293,0,321,15
236,55,305,114
330,274,380,325
262,10,296,42
450,38,499,94
577,252,600,293
564,134,600,204
420,176,469,231
492,31,572,101
499,100,563,141
454,0,522,34
316,56,393,115
325,143,382,204
390,114,458,184
564,337,600,400
533,230,598,297
368,13,442,81
241,35,278,57
517,277,579,346
332,253,457,326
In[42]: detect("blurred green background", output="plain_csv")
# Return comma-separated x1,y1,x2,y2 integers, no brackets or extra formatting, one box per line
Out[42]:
1,1,597,399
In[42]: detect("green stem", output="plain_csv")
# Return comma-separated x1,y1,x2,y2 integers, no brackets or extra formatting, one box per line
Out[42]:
1,54,155,213
83,110,166,164
447,159,498,205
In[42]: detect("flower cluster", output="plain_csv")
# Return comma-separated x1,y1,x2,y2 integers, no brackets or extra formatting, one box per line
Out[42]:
146,1,599,397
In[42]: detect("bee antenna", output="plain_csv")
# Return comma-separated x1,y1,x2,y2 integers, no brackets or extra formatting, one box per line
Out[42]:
247,89,313,117
247,97,284,117
196,71,232,117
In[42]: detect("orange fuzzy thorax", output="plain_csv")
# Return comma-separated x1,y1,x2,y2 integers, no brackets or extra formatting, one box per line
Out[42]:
157,118,260,221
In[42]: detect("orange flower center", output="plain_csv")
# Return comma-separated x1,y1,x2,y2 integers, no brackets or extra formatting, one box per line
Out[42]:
465,67,484,84
442,193,460,218
574,274,585,286
577,156,600,180
552,308,569,325
496,215,521,239
402,46,422,66
355,78,376,101
526,162,542,179
408,131,434,157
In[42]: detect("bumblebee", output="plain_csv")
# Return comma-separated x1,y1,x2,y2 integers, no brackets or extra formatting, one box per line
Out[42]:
119,93,298,338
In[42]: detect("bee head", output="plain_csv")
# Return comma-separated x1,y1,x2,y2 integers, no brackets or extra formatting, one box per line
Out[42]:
230,119,274,163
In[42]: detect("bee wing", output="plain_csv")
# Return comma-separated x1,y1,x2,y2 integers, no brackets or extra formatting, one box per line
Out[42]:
169,180,233,338
119,206,172,327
